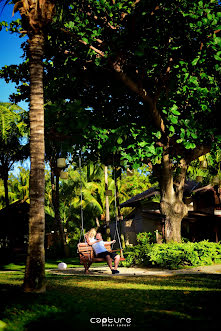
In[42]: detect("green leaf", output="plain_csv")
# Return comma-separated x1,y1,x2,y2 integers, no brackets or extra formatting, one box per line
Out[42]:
155,131,161,139
184,73,189,81
148,145,156,154
170,116,178,124
117,137,123,144
214,37,221,46
185,142,196,149
192,57,200,66
202,104,208,111
214,54,221,61
170,105,180,115
82,37,89,43
139,141,147,147
169,125,175,133
190,132,197,139
180,128,185,139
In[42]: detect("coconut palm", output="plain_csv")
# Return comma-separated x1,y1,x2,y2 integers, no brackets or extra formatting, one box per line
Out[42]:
16,0,55,293
0,102,28,207
0,102,24,141
1,0,56,292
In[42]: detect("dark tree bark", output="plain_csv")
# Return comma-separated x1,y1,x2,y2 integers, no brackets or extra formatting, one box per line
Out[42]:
50,160,65,255
55,171,65,251
23,32,46,293
3,170,9,207
160,148,188,242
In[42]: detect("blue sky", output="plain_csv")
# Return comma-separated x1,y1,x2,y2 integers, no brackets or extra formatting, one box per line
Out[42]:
0,3,28,111
0,3,29,174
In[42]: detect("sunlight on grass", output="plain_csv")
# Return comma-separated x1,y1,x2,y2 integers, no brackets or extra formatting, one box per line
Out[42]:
0,262,221,330
46,274,221,292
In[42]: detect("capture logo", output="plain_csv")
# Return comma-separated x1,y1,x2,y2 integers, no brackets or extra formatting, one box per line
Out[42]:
90,317,131,327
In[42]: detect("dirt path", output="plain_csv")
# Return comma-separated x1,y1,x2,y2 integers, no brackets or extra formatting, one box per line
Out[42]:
47,264,221,277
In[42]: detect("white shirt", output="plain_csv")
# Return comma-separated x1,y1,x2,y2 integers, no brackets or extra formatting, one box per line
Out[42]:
92,240,107,255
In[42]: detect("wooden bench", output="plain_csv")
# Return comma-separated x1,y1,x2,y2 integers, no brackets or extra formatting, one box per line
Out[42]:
77,242,124,273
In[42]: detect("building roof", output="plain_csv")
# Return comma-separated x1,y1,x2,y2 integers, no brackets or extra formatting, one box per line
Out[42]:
0,200,29,234
0,200,55,234
120,186,160,208
120,180,202,208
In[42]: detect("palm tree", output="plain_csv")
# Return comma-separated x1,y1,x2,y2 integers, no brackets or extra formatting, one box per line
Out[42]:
18,0,55,293
0,102,28,207
1,0,55,292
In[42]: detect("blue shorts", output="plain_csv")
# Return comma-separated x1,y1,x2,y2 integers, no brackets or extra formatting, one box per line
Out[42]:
96,251,117,259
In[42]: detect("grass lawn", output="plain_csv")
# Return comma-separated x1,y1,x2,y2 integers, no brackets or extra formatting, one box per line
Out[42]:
0,259,221,330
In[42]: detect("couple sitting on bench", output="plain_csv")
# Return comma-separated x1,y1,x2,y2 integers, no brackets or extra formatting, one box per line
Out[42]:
85,228,120,275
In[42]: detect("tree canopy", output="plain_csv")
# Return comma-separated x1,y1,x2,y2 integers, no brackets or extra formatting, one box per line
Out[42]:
1,0,221,242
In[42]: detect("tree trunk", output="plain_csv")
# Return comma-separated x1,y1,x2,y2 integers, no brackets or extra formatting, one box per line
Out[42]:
50,162,65,256
55,172,65,252
114,167,125,249
104,165,111,241
23,32,46,293
160,149,188,243
3,170,9,207
161,200,187,242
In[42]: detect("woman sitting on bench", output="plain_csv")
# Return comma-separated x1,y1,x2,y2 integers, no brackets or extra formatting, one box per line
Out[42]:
86,231,120,275
85,228,97,244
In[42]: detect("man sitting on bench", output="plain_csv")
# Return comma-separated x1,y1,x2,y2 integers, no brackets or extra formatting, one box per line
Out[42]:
89,233,120,275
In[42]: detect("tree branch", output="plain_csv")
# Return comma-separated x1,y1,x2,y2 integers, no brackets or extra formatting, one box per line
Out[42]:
112,59,165,133
174,158,187,200
185,145,211,164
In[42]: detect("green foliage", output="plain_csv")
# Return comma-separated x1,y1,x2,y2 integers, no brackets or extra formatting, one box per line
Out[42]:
120,244,149,267
2,1,221,170
120,233,154,267
0,166,30,208
0,102,27,141
122,233,221,269
0,320,7,330
0,103,29,206
148,241,221,269
187,149,221,185
44,162,153,233
137,231,156,245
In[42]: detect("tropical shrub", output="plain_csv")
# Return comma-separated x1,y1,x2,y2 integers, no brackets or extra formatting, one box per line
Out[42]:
121,233,221,269
148,241,221,269
137,232,156,245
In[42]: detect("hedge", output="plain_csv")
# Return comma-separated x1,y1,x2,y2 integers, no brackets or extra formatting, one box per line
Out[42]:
121,233,221,269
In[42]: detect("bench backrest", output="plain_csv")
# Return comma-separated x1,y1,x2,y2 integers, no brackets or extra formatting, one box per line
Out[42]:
77,242,112,260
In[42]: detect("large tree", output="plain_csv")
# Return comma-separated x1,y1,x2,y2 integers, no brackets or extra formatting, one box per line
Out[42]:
1,0,221,244
1,0,56,292
57,0,221,242
17,0,56,293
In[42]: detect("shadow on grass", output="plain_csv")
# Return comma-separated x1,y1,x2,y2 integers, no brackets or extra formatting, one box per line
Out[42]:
46,272,221,290
1,273,221,330
23,309,214,330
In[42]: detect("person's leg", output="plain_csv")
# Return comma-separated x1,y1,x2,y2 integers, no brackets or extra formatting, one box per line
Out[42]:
84,261,92,274
114,254,120,270
105,254,114,270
